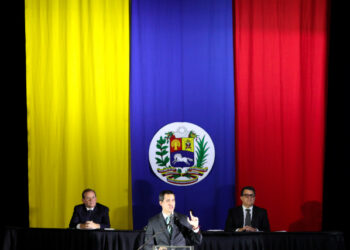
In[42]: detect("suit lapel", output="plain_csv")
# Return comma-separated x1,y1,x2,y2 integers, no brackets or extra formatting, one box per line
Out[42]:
251,206,257,226
158,213,170,241
237,207,244,227
84,209,90,221
171,212,181,240
92,204,99,218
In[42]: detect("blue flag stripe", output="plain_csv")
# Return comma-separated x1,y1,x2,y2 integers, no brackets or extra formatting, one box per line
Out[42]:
130,0,235,230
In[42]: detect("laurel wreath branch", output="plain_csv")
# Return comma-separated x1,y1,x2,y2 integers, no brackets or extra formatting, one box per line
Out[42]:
155,136,170,167
195,135,208,168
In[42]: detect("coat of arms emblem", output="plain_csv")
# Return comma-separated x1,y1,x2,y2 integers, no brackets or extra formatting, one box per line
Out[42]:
149,122,215,186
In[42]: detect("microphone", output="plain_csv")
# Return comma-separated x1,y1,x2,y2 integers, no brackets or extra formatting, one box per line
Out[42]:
171,213,180,227
169,213,175,227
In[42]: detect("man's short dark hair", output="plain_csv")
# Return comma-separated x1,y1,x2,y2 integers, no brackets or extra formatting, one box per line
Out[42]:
159,190,175,201
240,186,256,196
82,188,96,199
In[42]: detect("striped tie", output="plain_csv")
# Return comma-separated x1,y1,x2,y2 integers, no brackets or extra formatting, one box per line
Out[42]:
166,216,172,235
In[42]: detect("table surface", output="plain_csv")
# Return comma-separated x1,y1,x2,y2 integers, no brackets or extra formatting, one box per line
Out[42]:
1,228,346,250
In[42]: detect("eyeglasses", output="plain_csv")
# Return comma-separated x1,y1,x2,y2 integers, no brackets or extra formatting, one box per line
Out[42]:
242,194,255,198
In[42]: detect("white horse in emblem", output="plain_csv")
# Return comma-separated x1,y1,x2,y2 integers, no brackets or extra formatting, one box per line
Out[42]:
172,153,193,165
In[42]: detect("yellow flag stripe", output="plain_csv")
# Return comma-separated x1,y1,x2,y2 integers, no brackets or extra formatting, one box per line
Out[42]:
26,0,131,229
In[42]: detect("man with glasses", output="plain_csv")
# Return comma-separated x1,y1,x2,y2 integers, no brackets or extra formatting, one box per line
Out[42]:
225,186,270,232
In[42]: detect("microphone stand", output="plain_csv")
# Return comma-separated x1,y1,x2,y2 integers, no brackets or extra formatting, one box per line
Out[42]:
137,222,171,250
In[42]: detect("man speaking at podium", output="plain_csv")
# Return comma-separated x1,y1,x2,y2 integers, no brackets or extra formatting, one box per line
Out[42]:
143,190,202,250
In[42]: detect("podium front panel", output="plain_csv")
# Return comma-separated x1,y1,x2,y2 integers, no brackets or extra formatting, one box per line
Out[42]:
152,246,194,250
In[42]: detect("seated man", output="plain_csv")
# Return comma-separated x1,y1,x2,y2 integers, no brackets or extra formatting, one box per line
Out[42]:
225,186,270,232
143,190,202,250
69,188,110,229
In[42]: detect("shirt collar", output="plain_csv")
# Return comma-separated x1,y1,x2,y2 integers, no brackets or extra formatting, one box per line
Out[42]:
242,205,253,210
162,212,173,220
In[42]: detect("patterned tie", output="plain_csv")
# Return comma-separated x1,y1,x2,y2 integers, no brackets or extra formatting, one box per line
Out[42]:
166,216,172,235
245,209,252,226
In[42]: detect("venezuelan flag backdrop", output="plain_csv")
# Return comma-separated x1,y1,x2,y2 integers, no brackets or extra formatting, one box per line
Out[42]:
25,0,327,231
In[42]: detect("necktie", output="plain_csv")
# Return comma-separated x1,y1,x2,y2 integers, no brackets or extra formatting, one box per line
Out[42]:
245,209,251,226
166,216,172,235
87,209,93,219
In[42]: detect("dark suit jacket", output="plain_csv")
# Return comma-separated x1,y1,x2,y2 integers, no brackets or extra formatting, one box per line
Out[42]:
143,212,202,250
225,205,270,232
69,203,110,229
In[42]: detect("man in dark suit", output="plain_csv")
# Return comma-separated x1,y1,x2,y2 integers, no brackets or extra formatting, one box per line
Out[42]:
225,186,270,232
143,190,202,250
69,188,110,229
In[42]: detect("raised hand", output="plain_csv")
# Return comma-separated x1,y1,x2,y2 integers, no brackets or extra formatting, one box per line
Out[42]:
187,211,199,229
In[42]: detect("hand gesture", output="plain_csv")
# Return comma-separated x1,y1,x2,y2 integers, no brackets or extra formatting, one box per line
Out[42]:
81,221,101,229
187,211,199,229
238,226,257,232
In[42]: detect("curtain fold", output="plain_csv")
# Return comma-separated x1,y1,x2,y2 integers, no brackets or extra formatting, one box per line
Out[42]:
234,0,327,231
130,0,235,230
26,0,132,229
